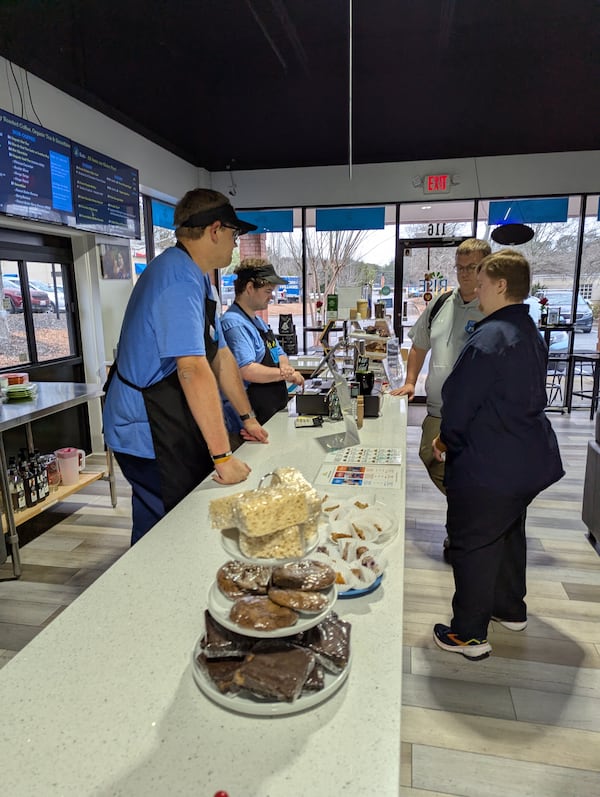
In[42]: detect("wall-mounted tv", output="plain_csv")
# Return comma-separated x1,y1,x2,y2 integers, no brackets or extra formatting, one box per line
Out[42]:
72,143,140,239
0,108,76,227
0,108,140,239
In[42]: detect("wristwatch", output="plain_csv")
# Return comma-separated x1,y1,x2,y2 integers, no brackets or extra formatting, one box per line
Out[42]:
239,411,256,421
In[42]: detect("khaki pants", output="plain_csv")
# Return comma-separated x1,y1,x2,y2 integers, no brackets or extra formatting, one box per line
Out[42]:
419,414,447,495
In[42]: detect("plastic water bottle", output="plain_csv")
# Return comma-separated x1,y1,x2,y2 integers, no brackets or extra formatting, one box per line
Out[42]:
386,336,404,390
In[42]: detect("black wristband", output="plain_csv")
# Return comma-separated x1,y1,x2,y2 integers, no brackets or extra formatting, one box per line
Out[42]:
211,450,233,463
239,412,256,421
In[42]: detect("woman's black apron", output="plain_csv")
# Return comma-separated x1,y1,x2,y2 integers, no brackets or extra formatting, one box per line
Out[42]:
233,303,289,425
105,246,219,512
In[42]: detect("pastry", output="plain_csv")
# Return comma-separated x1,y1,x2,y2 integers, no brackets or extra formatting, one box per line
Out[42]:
272,559,335,591
216,560,271,599
268,587,330,614
229,595,298,631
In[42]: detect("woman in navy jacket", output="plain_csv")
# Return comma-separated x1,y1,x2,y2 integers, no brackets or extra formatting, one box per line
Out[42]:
432,249,564,660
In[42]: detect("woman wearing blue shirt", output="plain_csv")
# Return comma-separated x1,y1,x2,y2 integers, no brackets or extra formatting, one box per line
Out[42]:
221,258,304,428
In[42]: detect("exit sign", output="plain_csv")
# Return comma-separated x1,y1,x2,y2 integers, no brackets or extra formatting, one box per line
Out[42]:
424,174,451,194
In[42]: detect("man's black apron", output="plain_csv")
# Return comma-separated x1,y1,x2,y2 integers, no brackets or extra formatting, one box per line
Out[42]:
105,244,219,512
233,303,289,425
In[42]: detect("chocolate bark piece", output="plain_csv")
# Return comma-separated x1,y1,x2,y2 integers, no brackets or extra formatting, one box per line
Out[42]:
271,560,335,591
233,644,315,701
302,662,325,693
200,610,255,659
230,595,298,631
268,587,330,614
294,612,351,673
196,653,243,694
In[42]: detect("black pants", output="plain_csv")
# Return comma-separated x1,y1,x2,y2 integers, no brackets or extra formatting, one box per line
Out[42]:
446,487,533,639
114,451,165,546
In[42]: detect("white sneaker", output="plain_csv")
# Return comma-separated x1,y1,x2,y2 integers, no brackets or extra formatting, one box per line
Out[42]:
491,616,527,632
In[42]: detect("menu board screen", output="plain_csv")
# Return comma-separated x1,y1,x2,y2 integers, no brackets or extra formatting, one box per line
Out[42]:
72,143,140,238
0,109,75,226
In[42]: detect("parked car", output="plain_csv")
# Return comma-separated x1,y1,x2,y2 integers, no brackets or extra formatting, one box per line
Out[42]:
538,290,593,333
1,277,51,313
28,280,66,312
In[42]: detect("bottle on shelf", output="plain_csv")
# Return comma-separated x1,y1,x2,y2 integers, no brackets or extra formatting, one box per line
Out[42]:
8,457,26,512
33,450,49,501
20,457,38,508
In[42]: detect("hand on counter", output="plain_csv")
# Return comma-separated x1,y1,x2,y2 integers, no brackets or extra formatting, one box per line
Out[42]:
240,417,269,444
212,455,252,485
390,381,415,399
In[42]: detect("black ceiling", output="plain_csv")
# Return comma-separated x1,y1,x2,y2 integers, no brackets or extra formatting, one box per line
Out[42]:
1,0,600,172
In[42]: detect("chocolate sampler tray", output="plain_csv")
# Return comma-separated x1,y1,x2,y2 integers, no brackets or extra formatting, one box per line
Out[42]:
191,636,351,717
193,563,351,715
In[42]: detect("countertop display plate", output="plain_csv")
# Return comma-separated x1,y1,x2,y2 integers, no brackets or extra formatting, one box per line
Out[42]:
337,574,383,599
207,580,337,639
192,639,351,716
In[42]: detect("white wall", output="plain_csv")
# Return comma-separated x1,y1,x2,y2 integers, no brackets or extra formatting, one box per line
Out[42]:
210,151,600,209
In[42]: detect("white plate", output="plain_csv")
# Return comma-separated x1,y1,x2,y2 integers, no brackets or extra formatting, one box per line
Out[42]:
207,580,337,639
220,523,323,565
191,639,351,716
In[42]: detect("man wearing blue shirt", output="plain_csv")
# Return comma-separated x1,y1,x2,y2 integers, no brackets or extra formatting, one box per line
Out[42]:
103,189,268,543
221,258,304,430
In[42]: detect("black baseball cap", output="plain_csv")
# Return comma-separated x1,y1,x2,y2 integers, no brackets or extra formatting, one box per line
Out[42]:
178,202,257,234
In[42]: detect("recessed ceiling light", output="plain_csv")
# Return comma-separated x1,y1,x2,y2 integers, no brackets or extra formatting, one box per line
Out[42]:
421,205,432,210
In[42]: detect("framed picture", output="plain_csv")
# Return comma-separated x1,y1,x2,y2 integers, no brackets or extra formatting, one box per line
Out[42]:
99,244,132,280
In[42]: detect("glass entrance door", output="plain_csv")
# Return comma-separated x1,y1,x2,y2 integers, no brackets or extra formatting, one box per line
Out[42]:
396,236,470,400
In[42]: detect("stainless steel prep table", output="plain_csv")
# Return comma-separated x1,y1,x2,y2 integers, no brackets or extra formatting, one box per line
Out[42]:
0,381,116,576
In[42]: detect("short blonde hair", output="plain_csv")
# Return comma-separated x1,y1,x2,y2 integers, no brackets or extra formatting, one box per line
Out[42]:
477,249,530,302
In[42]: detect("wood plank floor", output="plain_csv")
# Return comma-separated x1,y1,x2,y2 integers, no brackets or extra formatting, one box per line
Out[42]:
402,406,600,797
1,411,599,795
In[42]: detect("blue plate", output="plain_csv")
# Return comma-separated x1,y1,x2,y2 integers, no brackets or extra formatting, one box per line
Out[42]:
337,574,383,599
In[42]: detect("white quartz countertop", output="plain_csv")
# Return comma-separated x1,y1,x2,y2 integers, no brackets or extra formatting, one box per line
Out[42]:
0,396,407,797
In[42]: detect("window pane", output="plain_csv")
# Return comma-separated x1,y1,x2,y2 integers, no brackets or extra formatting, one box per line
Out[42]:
26,262,76,362
1,260,29,367
580,195,600,346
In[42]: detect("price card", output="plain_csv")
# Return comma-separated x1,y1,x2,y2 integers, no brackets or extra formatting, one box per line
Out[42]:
324,446,402,465
314,446,402,489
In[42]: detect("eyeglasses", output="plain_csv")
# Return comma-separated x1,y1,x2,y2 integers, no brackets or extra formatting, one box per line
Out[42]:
455,265,479,274
221,224,241,243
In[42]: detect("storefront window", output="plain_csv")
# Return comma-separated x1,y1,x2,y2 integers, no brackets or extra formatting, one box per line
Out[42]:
1,259,28,367
580,195,600,345
26,262,75,362
151,198,176,257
